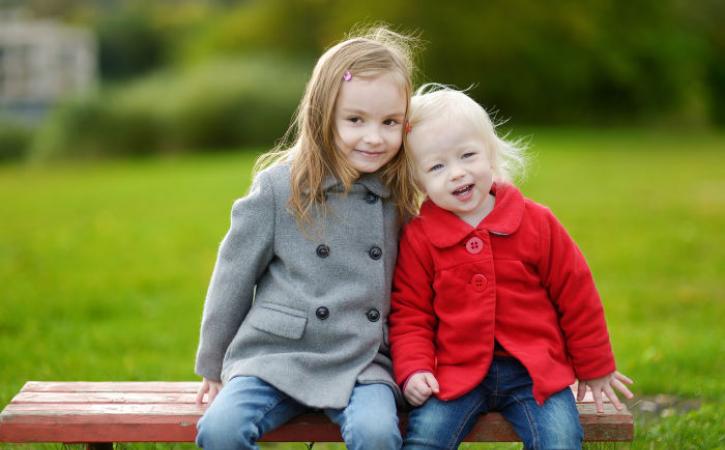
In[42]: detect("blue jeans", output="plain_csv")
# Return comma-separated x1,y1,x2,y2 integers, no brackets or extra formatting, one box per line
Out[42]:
404,358,583,450
196,375,402,450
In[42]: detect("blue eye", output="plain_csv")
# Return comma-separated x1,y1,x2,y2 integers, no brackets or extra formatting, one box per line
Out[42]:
429,164,443,172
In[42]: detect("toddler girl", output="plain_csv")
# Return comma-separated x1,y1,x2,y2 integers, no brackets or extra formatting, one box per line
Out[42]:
389,85,633,450
194,27,418,450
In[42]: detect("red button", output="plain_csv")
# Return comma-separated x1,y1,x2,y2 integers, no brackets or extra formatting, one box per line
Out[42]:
465,237,483,254
471,274,487,291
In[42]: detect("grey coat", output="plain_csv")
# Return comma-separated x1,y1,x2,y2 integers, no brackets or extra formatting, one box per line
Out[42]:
194,164,402,409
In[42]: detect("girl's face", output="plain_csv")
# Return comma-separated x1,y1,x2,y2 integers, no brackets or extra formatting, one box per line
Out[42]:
408,115,495,226
334,72,406,174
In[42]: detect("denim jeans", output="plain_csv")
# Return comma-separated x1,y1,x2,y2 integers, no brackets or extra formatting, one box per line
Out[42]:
196,375,402,450
404,358,583,450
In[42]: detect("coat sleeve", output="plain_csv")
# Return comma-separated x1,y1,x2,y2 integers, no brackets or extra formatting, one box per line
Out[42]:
389,224,437,386
538,208,616,381
194,171,276,381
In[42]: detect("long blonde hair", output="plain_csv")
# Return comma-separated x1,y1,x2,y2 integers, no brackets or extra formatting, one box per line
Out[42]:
256,26,420,225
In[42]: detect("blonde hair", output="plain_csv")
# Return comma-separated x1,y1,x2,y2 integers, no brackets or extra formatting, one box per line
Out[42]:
256,26,420,225
406,84,527,186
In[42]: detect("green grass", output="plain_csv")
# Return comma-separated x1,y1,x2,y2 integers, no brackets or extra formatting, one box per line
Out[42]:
0,128,723,449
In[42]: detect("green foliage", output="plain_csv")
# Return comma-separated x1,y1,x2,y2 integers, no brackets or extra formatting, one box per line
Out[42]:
0,119,33,162
30,56,309,160
170,0,725,126
95,8,168,80
30,94,162,160
151,57,308,150
12,0,725,125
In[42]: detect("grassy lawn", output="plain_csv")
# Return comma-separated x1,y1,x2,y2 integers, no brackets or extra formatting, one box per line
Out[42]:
0,128,723,449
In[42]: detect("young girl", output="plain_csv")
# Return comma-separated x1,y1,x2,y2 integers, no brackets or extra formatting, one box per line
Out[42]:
389,86,634,450
193,27,418,450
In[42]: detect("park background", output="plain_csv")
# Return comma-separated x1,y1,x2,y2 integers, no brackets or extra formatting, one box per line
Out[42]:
0,0,723,448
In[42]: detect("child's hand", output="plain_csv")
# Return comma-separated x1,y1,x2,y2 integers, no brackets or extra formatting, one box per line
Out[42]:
577,371,634,413
404,372,440,406
196,377,223,406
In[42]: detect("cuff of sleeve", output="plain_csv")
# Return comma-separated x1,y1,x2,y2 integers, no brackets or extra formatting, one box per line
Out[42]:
194,356,223,382
572,354,616,381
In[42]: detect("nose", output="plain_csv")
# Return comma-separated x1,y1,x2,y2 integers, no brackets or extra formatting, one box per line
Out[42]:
449,162,465,181
363,125,383,146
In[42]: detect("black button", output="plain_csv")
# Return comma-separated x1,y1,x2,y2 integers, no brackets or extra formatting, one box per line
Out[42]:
368,246,382,260
364,192,378,204
316,244,330,258
366,308,380,322
316,306,330,320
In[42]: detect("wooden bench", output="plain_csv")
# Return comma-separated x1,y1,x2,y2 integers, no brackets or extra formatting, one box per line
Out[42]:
0,381,632,449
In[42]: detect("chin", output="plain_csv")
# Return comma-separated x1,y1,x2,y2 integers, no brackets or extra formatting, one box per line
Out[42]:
353,165,378,174
354,161,387,173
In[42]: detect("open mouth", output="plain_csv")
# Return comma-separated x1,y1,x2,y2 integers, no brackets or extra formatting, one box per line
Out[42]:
452,184,474,197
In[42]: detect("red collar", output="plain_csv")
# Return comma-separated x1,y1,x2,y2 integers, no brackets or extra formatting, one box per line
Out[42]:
416,183,525,248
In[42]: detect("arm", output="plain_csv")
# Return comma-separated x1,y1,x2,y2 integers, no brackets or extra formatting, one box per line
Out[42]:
539,210,635,411
389,225,438,388
194,172,276,382
538,209,617,380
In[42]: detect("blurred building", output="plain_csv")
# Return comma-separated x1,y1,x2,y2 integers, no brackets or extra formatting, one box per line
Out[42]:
0,14,97,121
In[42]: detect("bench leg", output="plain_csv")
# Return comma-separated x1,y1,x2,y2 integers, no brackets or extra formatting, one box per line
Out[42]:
86,444,114,450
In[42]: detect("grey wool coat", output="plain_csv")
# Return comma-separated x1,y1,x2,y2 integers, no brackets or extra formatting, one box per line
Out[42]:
194,163,402,409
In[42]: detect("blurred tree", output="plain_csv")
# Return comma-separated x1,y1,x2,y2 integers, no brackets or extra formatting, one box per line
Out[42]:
9,0,725,136
95,9,166,81
30,56,309,159
689,0,725,125
167,0,724,126
0,118,32,161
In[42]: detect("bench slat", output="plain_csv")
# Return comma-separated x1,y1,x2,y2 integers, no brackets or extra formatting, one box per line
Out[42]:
4,400,626,415
22,381,200,393
0,405,631,443
4,403,205,414
12,392,602,405
14,392,200,404
15,382,600,402
0,381,633,443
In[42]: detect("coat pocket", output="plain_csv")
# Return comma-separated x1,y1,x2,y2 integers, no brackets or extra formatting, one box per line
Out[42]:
247,303,307,340
432,262,490,312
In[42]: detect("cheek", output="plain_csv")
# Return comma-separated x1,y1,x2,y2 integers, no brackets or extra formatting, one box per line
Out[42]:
480,172,494,193
385,128,403,148
389,141,403,158
334,124,352,148
415,175,434,196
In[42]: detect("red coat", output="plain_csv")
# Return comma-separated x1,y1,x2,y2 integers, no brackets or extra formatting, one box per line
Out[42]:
389,183,616,405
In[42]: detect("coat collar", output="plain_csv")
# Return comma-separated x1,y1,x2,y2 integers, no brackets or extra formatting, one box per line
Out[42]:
322,172,391,198
417,183,525,248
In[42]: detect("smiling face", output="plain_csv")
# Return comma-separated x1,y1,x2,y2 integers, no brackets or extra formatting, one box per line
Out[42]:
334,72,407,174
407,115,495,226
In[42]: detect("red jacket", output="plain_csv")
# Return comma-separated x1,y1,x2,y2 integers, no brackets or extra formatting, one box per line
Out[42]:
389,183,616,405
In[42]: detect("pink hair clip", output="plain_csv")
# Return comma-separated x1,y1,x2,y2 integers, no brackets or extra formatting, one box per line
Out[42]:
343,70,352,81
405,121,413,134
